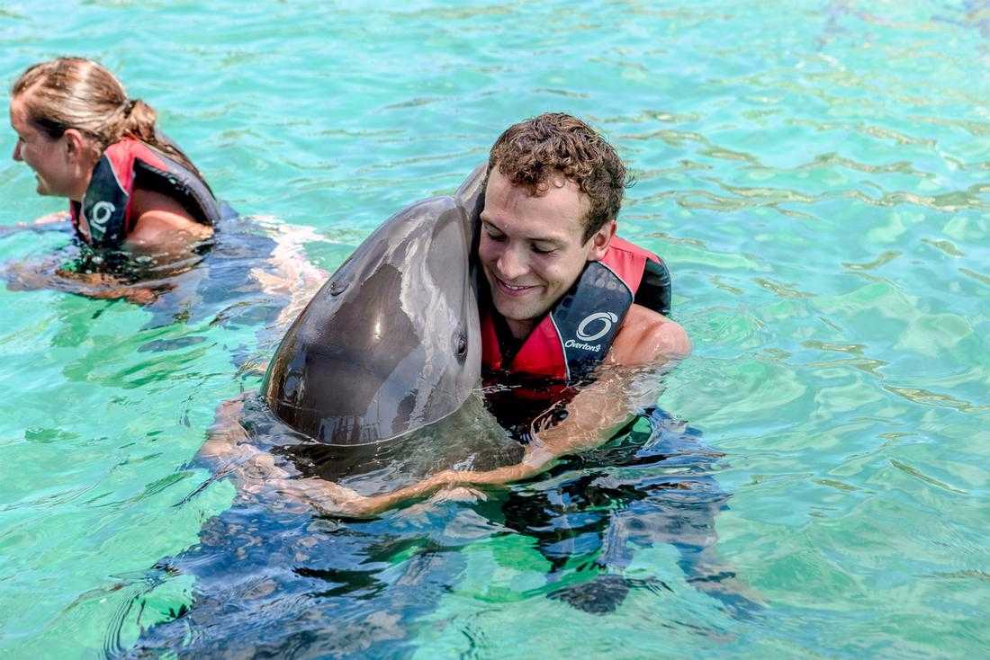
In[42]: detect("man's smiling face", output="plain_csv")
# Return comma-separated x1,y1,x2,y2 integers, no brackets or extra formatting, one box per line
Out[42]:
478,167,614,339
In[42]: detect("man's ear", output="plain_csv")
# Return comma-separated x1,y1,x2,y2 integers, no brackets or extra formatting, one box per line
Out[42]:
587,220,617,261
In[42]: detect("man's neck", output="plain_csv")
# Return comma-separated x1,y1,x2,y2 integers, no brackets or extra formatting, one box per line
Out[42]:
505,317,535,340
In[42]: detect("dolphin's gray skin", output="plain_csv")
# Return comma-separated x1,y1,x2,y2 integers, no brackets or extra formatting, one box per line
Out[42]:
262,165,487,449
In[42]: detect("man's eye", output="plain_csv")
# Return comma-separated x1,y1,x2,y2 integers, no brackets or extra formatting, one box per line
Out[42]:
532,244,556,255
485,229,506,241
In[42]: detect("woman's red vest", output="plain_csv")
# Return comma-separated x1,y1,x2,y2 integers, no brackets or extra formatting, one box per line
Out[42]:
70,138,220,248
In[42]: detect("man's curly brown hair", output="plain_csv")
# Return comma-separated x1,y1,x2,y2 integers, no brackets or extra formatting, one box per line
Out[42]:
487,113,626,243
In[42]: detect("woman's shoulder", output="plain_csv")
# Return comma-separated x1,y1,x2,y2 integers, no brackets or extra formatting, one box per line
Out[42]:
127,187,213,248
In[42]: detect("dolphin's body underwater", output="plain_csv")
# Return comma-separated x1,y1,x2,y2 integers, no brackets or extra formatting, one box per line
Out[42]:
261,165,489,456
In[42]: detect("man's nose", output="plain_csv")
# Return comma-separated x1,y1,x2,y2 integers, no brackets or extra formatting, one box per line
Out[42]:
12,141,22,162
496,245,528,280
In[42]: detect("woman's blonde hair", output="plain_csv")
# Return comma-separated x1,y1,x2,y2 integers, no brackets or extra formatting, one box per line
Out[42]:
12,57,206,181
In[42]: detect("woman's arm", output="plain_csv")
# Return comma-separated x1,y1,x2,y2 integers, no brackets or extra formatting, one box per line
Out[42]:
2,256,166,304
0,210,159,301
2,190,210,303
125,188,213,253
30,210,70,225
0,211,71,238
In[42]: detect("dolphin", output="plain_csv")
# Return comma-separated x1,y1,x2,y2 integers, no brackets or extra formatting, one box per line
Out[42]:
261,165,489,455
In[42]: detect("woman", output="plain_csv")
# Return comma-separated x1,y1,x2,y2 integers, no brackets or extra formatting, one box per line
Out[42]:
5,57,222,302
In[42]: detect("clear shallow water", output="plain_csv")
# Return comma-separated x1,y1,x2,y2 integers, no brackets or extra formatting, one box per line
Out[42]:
1,0,988,657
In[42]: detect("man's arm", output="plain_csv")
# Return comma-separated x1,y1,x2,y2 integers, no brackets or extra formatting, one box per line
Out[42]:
311,366,659,517
293,305,691,517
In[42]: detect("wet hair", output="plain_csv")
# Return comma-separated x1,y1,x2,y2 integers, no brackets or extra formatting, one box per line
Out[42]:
11,57,206,181
487,112,627,243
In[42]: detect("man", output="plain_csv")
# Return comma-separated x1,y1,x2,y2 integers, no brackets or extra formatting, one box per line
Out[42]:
476,113,689,432
296,112,690,515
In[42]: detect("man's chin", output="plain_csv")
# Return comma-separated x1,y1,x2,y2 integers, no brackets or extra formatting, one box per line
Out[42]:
494,299,546,325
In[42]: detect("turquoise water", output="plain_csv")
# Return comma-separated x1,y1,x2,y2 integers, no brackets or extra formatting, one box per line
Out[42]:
1,0,988,657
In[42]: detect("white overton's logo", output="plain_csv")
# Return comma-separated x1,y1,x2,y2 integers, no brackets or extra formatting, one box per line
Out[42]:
576,311,619,342
90,201,116,229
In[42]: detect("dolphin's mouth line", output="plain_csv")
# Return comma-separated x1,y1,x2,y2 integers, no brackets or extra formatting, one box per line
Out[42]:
266,391,472,449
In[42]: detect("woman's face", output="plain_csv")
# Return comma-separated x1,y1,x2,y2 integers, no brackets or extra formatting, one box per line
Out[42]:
9,95,87,200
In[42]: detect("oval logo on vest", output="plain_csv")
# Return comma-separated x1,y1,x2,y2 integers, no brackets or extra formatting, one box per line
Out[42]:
90,201,116,229
576,311,619,342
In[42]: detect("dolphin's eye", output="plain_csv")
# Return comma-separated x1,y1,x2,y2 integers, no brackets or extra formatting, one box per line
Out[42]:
456,333,468,358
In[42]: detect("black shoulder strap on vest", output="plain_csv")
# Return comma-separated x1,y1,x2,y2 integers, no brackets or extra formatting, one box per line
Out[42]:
79,154,129,248
550,260,634,383
133,149,221,226
635,257,671,317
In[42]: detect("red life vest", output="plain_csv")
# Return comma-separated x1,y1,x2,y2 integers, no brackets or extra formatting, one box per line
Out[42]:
481,236,671,411
70,138,220,248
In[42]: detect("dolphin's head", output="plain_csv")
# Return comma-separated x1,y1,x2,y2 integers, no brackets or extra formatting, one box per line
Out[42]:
262,166,487,447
